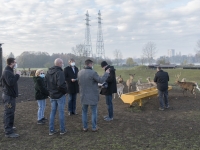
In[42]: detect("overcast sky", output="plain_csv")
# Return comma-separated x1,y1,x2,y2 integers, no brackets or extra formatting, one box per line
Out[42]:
0,0,200,59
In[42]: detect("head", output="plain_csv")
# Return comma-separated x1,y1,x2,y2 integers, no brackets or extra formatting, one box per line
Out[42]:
101,61,108,69
35,69,45,78
54,58,64,68
7,58,17,69
69,58,75,67
129,74,135,80
85,59,93,68
157,67,161,72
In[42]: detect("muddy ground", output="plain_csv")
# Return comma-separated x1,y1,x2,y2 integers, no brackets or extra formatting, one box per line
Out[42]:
0,77,200,150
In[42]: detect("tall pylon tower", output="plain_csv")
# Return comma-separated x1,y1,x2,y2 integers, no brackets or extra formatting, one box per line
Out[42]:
96,10,105,59
84,10,92,57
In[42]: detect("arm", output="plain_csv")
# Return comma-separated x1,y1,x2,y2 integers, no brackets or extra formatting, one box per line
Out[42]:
106,70,115,83
154,73,158,83
3,71,20,86
57,71,68,94
64,67,71,82
37,79,49,96
93,71,109,84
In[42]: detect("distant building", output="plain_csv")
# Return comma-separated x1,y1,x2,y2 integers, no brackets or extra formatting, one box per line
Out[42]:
168,49,175,57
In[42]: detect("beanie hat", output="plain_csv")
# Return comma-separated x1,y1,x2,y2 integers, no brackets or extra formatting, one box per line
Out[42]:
101,61,108,68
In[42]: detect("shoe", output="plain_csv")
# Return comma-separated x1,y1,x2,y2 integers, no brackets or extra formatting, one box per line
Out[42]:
104,117,113,121
68,112,72,116
103,116,109,119
49,130,58,136
5,133,19,138
82,128,88,132
42,117,48,121
92,128,98,132
37,120,45,125
13,126,16,130
60,130,67,135
159,108,164,111
72,112,78,115
165,106,170,109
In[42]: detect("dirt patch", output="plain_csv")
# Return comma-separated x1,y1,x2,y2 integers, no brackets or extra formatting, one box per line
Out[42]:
0,77,200,149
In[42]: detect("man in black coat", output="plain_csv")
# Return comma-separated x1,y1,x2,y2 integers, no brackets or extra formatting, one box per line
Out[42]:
1,58,21,138
154,67,169,111
64,58,79,115
100,61,117,121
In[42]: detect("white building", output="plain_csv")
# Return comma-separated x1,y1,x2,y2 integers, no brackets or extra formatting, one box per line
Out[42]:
168,49,175,57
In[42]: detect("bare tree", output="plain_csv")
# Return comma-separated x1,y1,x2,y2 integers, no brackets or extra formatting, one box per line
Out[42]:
142,42,157,64
113,49,123,66
72,44,86,57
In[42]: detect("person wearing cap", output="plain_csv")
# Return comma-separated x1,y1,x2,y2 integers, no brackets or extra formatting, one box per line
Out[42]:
100,61,117,121
78,59,110,132
154,67,169,111
64,58,79,116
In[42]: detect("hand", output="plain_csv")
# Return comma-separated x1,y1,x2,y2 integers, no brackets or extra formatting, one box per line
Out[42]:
106,68,110,73
71,79,76,82
16,71,21,75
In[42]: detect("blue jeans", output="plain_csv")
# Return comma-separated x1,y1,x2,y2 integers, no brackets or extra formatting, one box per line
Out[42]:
82,105,97,130
68,94,77,113
158,90,169,109
106,95,113,118
37,99,46,121
49,95,66,132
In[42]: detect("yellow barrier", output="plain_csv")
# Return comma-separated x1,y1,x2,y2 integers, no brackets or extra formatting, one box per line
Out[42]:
120,86,172,107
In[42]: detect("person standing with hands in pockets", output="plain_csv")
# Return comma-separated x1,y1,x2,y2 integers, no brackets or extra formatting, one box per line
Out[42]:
64,58,79,116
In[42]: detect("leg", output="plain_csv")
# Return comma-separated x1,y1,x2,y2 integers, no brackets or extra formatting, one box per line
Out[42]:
91,105,98,130
49,99,57,132
68,94,73,113
57,95,66,132
106,95,113,119
82,104,88,129
3,94,16,135
163,90,169,107
158,90,164,109
72,94,77,114
37,100,44,121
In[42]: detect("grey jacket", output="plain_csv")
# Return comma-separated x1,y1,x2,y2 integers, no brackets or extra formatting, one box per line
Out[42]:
78,67,109,105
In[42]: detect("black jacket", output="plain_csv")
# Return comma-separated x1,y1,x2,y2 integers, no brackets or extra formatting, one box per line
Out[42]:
45,66,68,99
100,65,117,95
33,76,49,100
154,70,169,91
1,66,20,98
64,66,79,94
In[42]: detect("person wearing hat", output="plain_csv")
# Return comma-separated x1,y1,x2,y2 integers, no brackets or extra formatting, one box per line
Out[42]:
100,61,117,121
154,66,169,111
78,59,110,132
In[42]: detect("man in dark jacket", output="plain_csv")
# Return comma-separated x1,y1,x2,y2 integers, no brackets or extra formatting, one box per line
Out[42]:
100,61,117,121
1,58,21,138
154,67,169,111
45,58,68,135
64,58,79,116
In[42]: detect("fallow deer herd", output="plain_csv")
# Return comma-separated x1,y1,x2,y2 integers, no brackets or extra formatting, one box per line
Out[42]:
113,72,200,99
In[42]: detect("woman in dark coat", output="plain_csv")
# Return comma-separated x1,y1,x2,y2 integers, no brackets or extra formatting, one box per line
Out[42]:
33,69,49,124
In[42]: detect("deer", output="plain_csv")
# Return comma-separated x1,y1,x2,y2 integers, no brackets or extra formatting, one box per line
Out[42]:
114,83,124,99
175,73,197,98
116,75,123,83
146,77,157,86
180,78,200,91
136,78,155,91
126,74,135,92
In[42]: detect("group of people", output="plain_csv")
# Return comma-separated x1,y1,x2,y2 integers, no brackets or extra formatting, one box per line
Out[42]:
1,57,169,138
1,57,119,138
